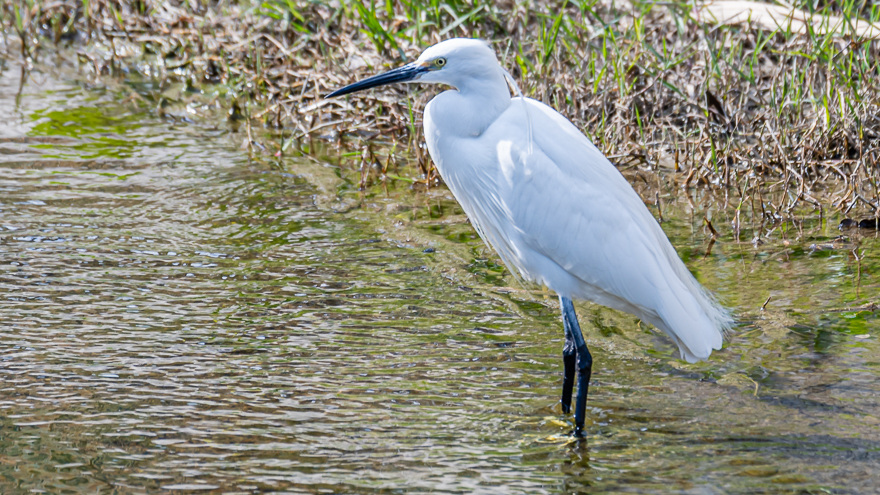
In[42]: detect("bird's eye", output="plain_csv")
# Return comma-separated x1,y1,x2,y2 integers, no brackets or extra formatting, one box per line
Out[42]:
434,57,447,68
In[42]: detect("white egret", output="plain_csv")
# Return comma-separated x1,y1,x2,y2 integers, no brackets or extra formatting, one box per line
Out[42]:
327,38,733,437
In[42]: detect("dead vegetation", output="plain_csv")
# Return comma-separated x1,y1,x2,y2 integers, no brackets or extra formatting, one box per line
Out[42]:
2,0,880,220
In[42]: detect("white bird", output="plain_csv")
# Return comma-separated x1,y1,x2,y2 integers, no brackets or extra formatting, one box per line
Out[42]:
328,38,733,437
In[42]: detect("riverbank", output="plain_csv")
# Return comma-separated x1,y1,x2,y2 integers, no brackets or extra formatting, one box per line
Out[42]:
2,0,880,219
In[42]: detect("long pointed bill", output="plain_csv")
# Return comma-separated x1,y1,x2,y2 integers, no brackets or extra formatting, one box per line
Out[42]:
325,63,427,98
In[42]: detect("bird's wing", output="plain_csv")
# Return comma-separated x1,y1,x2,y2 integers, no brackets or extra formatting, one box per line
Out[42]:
484,98,728,360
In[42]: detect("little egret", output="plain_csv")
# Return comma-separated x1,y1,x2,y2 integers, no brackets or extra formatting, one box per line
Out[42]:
327,38,732,437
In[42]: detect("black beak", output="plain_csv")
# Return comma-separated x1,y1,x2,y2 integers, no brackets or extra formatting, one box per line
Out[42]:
325,63,427,98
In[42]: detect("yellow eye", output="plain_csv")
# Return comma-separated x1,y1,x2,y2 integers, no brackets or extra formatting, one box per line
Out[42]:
434,57,447,68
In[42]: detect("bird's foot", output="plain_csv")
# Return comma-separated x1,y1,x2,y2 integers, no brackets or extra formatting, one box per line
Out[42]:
571,426,586,439
561,401,571,414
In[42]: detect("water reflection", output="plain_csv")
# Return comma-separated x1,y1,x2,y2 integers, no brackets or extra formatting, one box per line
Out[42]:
1,59,878,494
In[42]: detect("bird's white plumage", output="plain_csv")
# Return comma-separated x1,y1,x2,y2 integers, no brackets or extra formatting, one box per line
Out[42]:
417,39,732,362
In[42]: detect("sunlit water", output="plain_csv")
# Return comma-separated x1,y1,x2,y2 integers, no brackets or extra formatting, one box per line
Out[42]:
1,57,879,494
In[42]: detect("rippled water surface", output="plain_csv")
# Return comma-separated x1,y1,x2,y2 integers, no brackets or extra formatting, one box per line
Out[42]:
1,58,879,494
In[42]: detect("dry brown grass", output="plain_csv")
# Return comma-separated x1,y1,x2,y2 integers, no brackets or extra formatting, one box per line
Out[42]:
2,0,880,221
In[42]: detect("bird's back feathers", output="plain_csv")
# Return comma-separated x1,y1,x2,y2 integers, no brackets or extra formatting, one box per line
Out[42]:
426,95,732,362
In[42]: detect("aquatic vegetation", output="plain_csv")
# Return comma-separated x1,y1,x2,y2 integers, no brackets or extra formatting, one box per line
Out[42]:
1,0,878,221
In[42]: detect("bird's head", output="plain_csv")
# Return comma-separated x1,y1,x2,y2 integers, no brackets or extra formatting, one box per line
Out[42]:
326,38,500,98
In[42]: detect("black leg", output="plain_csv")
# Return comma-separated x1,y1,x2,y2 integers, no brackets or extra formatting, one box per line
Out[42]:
561,310,577,414
560,296,593,438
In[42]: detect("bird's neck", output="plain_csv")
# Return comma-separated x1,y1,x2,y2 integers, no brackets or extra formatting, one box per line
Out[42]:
437,72,511,137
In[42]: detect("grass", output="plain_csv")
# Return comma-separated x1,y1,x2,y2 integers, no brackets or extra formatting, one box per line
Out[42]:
1,0,879,221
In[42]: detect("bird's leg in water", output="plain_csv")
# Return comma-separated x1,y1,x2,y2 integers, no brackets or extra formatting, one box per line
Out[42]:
560,314,577,414
560,296,593,438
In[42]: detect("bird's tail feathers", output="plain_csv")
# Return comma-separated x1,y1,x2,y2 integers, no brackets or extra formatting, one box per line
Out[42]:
653,281,733,363
648,224,734,362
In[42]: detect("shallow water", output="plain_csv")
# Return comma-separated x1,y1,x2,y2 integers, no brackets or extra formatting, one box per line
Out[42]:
1,57,879,494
